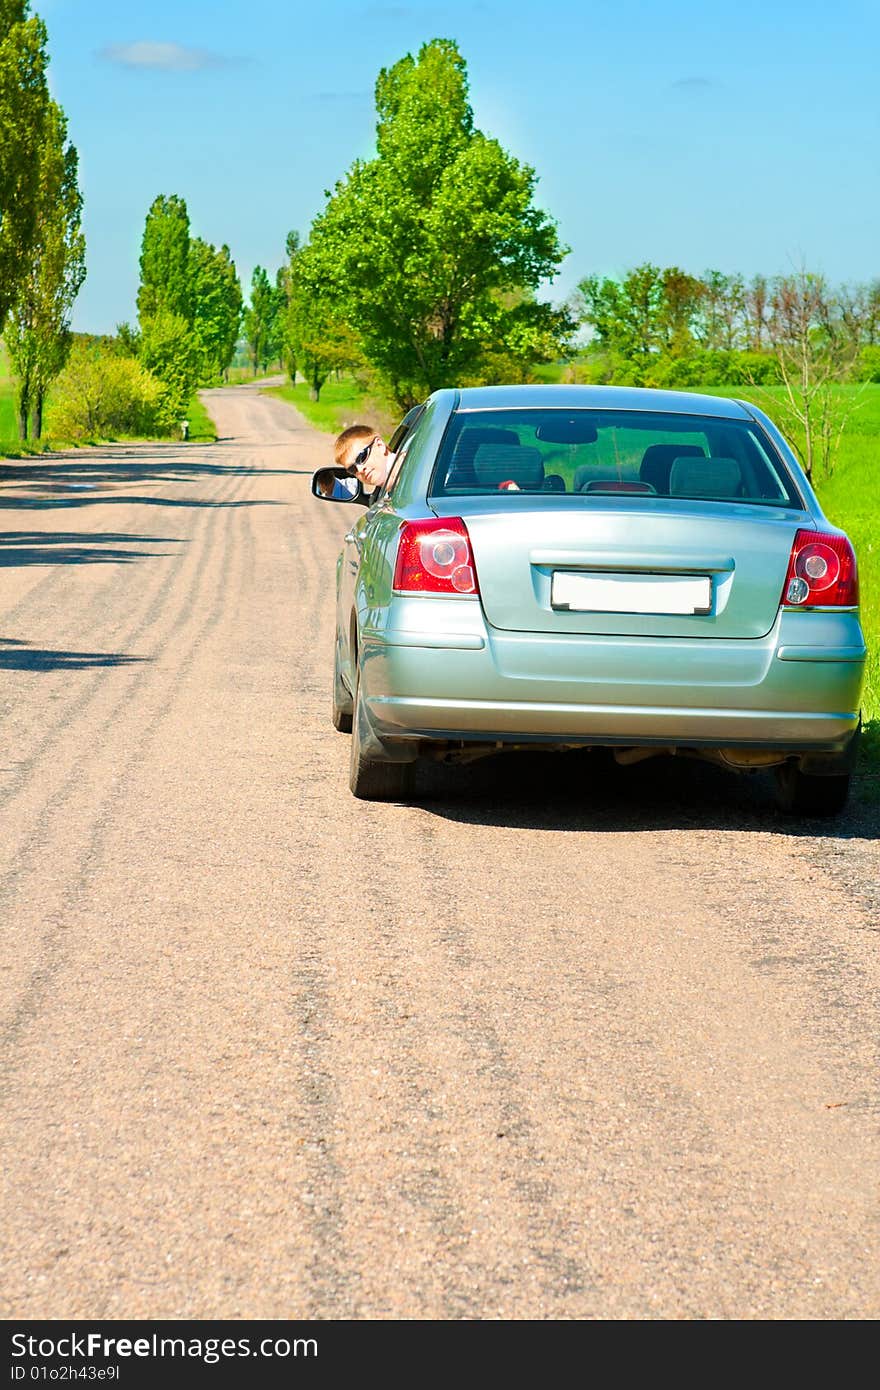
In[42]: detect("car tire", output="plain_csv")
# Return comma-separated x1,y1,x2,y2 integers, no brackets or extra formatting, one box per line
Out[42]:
349,663,415,802
331,638,353,733
774,762,851,817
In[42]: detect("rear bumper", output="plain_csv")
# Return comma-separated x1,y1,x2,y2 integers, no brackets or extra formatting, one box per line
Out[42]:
358,599,866,753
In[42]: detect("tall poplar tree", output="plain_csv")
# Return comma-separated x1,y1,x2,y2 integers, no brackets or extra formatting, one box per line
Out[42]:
6,98,86,438
136,194,197,428
243,266,282,374
137,194,192,325
190,238,242,382
282,233,361,400
0,0,49,333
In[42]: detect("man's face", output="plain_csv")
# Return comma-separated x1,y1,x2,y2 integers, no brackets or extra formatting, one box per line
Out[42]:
346,435,394,490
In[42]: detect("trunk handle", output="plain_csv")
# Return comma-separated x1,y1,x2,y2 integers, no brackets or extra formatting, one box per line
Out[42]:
529,550,736,573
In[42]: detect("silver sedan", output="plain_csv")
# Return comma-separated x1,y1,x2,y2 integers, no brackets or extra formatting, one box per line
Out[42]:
313,385,865,814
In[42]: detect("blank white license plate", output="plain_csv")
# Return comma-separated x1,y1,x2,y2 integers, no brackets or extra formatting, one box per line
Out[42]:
552,570,712,615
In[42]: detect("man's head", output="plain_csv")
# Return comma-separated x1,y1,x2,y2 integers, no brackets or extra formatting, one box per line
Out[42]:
334,424,394,491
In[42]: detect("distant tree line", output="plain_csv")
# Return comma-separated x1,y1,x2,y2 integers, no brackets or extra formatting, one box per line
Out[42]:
575,264,880,388
123,192,243,426
574,265,879,481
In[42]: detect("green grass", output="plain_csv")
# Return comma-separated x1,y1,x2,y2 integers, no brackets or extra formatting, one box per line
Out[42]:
0,382,16,442
186,392,217,442
264,378,398,439
800,389,879,790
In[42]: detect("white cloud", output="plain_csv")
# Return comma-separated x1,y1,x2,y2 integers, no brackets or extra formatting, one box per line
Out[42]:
99,41,231,72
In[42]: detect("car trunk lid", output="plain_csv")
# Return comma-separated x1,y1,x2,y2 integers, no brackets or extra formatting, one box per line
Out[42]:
430,497,807,639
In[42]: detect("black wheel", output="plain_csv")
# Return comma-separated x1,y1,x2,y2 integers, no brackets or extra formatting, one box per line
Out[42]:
331,638,353,733
774,762,851,817
349,663,415,801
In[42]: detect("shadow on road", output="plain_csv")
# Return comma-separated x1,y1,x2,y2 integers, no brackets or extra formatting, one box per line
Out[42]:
0,531,181,567
1,495,283,511
0,452,303,489
415,749,879,841
0,638,148,671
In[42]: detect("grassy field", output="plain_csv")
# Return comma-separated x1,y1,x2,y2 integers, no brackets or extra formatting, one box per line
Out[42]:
270,374,879,749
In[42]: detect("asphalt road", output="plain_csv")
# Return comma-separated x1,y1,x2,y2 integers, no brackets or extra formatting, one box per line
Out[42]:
1,383,878,1320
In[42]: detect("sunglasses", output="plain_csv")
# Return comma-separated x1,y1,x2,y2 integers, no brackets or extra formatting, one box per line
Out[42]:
347,436,379,474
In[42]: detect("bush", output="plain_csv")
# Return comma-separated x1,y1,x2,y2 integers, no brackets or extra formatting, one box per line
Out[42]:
855,346,880,383
642,350,780,389
48,339,163,441
643,353,719,388
726,350,781,385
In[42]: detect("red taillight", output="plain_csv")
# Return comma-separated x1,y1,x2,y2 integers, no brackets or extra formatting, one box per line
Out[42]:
393,517,480,596
780,529,858,608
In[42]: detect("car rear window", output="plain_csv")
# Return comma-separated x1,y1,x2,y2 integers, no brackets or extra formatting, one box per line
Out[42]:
429,409,802,507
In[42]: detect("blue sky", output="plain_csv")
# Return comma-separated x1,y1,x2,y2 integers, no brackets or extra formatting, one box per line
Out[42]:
38,0,880,333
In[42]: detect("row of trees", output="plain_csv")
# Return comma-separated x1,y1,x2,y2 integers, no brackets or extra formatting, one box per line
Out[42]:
48,195,245,443
49,194,245,443
576,264,880,377
0,2,85,440
125,193,243,426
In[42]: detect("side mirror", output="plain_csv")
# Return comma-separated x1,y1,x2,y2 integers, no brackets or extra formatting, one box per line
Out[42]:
311,467,366,503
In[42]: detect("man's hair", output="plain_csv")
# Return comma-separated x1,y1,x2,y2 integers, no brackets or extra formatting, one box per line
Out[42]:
334,424,375,467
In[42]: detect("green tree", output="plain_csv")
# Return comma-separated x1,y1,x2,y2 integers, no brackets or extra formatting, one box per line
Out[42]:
306,38,567,406
114,321,141,357
190,238,242,382
471,286,573,384
577,264,666,374
243,265,282,373
276,229,300,382
697,270,746,350
281,235,362,399
0,0,49,334
137,194,192,325
6,99,86,439
658,267,704,356
744,274,770,351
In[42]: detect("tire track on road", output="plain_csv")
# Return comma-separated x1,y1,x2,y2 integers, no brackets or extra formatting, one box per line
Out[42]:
0,468,252,1076
0,461,246,823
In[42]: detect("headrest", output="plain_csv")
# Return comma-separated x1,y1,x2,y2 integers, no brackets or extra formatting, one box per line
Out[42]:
473,444,544,490
639,442,704,493
453,426,521,463
668,455,743,498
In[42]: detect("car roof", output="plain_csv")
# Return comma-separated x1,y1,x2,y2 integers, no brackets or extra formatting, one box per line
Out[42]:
453,384,753,420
